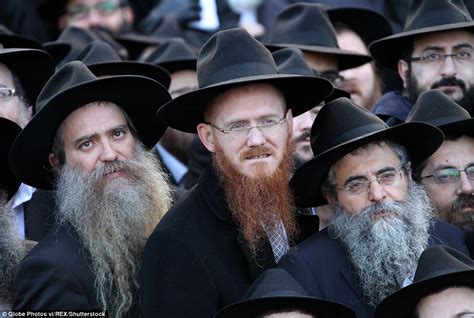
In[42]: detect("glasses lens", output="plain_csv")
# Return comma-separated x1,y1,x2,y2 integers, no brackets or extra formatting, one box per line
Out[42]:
434,168,460,184
0,87,15,101
66,4,89,18
378,171,398,185
465,166,474,180
96,1,120,14
346,180,366,196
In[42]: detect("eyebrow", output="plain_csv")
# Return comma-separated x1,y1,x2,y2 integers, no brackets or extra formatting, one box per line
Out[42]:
421,43,473,52
432,162,474,171
456,311,474,317
73,124,128,148
344,166,397,185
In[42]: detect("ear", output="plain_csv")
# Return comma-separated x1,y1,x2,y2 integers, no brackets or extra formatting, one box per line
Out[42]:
322,190,336,206
48,153,60,168
286,108,293,135
197,123,216,153
123,7,134,25
398,59,409,90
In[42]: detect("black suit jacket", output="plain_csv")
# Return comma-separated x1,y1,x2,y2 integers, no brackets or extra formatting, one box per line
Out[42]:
23,189,56,242
13,224,99,310
140,167,317,317
279,220,469,318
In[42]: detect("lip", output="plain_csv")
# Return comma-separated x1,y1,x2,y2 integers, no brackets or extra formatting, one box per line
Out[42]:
103,170,125,180
372,211,394,220
245,154,271,161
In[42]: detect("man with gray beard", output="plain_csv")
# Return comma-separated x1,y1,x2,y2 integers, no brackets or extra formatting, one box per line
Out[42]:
280,97,469,318
9,61,173,317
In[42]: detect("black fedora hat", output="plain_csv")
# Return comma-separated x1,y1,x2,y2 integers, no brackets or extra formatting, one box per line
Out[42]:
369,0,474,70
266,3,372,71
157,28,333,134
0,25,44,50
375,245,474,318
0,48,55,108
406,89,474,137
0,118,22,200
272,47,350,103
142,38,197,73
327,7,393,48
215,268,356,318
9,61,171,190
73,40,171,88
290,97,444,207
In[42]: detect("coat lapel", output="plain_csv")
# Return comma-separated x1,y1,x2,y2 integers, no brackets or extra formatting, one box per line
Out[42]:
237,231,276,280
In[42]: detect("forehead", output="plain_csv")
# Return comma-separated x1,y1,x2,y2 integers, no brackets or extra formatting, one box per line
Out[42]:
332,142,401,180
0,63,14,85
412,29,474,51
60,102,127,139
337,28,368,54
204,83,285,122
303,50,338,72
424,135,474,168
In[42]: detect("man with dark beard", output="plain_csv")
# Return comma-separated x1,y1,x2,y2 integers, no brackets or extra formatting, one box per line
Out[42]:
9,61,173,316
405,90,474,255
370,0,474,125
280,97,469,318
140,28,333,318
0,118,24,309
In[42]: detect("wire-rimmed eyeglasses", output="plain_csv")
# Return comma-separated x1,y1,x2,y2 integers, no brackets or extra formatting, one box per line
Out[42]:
336,169,405,197
421,165,474,184
0,87,16,102
408,50,472,65
65,1,124,19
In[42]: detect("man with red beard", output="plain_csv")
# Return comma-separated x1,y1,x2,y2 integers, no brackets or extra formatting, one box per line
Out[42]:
281,97,470,318
405,90,474,257
10,61,173,316
370,0,474,126
141,28,333,318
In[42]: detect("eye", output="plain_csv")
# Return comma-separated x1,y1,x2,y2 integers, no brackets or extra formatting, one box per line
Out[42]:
228,122,248,132
424,52,441,61
261,117,279,127
435,168,459,183
457,49,472,59
378,171,397,184
466,166,474,178
346,180,365,192
79,140,92,150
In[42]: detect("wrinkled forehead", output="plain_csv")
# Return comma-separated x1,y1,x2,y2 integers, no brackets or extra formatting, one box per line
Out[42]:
203,83,286,122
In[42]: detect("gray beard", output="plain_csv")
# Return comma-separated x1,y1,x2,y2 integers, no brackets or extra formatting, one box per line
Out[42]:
328,182,434,307
55,145,172,317
0,192,25,304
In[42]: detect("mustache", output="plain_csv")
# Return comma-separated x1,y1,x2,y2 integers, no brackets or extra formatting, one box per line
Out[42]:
294,131,310,143
431,77,466,90
240,146,274,160
451,194,474,213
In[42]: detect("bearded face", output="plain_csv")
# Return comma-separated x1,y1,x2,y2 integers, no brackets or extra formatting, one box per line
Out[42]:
329,182,434,307
213,135,297,256
54,143,171,316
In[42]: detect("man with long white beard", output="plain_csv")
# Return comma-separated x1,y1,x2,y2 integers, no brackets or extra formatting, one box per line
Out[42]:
140,28,333,318
9,61,173,317
280,97,469,318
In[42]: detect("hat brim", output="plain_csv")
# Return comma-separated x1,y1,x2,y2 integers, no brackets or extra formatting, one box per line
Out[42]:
0,49,55,107
156,59,197,73
0,35,44,50
215,296,356,318
375,270,474,318
291,122,444,207
88,61,171,89
43,41,72,65
114,33,167,60
369,22,474,70
438,118,474,137
327,7,393,46
157,74,333,133
266,44,372,70
0,118,21,199
9,75,171,190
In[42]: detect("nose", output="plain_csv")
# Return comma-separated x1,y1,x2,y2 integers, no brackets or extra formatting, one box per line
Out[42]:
247,126,266,147
368,180,387,203
84,9,103,28
440,55,457,77
295,111,314,132
99,140,119,162
457,171,474,195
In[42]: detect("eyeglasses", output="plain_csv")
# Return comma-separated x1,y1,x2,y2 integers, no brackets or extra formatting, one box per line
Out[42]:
314,70,344,88
65,1,123,19
205,111,288,138
421,165,474,184
336,169,404,197
408,50,472,65
0,87,16,102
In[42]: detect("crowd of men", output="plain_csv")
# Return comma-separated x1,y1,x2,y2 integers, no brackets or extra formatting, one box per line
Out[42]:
0,0,473,317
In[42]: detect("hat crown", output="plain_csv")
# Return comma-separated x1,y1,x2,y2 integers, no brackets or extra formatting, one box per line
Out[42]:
404,0,472,31
75,40,122,65
268,3,339,49
197,28,279,88
406,90,471,126
414,245,474,283
150,15,185,39
310,98,388,155
243,269,309,301
145,38,197,66
36,61,97,113
272,47,314,76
